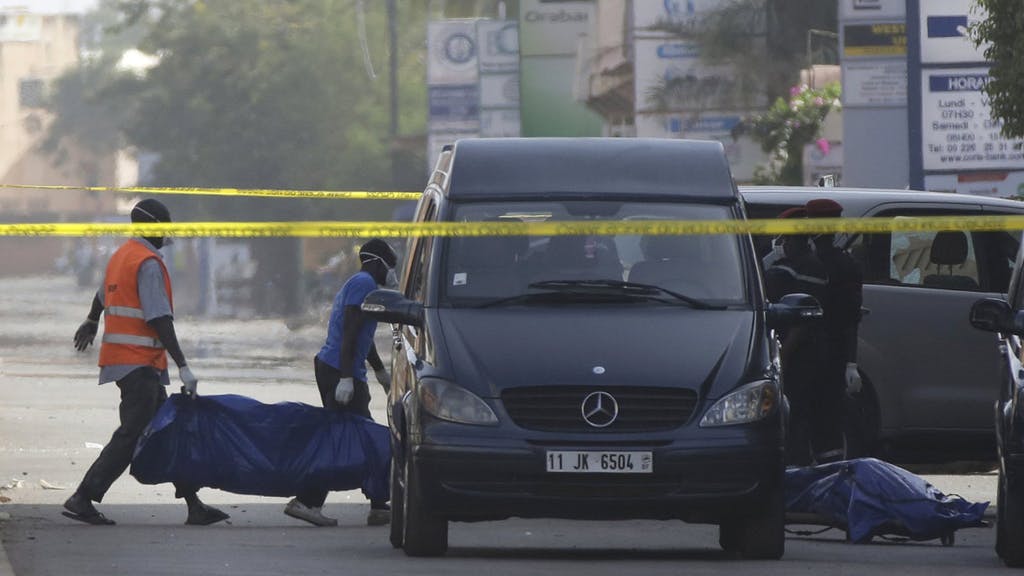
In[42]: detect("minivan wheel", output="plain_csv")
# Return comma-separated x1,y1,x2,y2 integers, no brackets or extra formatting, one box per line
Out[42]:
719,484,785,560
402,444,448,557
997,469,1024,567
389,458,405,549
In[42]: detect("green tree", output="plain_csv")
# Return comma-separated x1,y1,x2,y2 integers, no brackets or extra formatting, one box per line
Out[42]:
46,0,431,315
970,0,1024,139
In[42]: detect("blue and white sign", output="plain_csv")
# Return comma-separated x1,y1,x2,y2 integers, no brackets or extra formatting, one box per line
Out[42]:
477,20,519,74
921,68,1024,171
918,0,988,64
428,20,480,85
429,85,480,132
633,38,730,113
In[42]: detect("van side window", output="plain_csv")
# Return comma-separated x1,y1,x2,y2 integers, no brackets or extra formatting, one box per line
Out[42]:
406,201,437,302
847,214,1020,293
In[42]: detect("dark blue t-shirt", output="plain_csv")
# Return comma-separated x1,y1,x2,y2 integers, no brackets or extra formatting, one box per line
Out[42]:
317,271,378,381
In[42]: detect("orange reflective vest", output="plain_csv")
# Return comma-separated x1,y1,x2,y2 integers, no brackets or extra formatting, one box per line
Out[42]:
97,239,173,370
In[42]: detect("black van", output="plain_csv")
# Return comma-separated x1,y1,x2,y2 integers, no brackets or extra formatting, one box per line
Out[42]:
362,138,819,558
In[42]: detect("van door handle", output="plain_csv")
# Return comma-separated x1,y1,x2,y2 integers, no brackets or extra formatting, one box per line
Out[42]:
860,307,871,318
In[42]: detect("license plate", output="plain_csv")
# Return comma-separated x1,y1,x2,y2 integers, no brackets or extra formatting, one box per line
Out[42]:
545,451,653,473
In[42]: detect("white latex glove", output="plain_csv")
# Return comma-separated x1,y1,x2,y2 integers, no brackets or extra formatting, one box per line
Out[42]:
374,368,391,393
845,362,862,395
179,365,199,397
335,377,355,405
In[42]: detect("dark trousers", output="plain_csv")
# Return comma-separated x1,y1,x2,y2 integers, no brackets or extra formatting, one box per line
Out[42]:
297,356,378,508
811,345,848,461
784,342,846,465
77,367,196,502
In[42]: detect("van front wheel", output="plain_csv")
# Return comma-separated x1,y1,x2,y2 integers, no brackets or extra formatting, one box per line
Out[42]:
719,484,785,560
401,444,448,557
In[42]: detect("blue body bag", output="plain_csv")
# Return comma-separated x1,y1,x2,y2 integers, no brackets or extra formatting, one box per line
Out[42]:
785,458,987,543
130,394,390,502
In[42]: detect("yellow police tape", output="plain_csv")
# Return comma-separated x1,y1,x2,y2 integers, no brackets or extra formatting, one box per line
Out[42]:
2,215,1024,238
0,184,421,201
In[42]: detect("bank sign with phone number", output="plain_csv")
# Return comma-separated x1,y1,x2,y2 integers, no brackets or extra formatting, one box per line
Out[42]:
921,68,1024,172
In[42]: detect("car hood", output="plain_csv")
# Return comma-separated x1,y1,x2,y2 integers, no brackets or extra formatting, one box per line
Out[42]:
434,306,755,399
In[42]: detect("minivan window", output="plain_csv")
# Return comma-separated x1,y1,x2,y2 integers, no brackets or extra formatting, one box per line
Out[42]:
440,201,747,307
849,224,1019,292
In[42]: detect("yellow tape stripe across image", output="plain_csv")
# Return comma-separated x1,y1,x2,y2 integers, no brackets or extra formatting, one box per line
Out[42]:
3,216,1024,238
3,184,1023,237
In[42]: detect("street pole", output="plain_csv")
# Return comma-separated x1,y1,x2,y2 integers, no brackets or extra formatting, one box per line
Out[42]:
388,0,398,139
387,0,399,188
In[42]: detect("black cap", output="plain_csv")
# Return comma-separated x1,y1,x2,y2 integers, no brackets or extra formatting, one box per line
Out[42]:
359,238,397,268
131,199,172,223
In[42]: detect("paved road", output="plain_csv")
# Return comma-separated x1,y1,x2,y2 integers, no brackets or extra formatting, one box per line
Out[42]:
0,275,1005,575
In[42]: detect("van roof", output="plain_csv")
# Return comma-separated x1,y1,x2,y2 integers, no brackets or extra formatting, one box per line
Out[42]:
446,138,737,201
740,185,1024,214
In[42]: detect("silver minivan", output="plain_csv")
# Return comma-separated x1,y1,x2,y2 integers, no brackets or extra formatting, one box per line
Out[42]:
741,186,1024,465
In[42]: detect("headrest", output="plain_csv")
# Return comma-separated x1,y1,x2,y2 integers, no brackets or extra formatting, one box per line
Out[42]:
929,231,968,266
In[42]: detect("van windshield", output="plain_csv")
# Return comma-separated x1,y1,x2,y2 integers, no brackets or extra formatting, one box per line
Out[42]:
440,201,748,308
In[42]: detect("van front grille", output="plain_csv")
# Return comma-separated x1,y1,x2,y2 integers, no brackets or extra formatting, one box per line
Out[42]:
501,386,698,432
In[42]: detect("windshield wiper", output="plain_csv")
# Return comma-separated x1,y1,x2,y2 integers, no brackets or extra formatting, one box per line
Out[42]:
473,286,651,308
528,279,727,310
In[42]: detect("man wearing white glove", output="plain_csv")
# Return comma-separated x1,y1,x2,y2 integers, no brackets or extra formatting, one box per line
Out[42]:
807,199,865,465
63,199,228,528
286,239,398,528
179,364,199,397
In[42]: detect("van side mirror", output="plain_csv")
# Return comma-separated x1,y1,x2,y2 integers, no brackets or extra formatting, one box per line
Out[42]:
970,298,1024,335
361,289,424,327
767,293,824,329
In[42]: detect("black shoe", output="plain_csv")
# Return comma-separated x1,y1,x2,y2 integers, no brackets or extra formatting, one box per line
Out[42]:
62,492,115,526
185,503,230,526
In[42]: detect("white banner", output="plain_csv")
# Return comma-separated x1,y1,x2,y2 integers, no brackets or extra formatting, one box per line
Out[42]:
843,60,907,107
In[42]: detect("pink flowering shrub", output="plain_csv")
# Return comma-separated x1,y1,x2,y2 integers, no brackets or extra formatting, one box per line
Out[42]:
746,82,841,184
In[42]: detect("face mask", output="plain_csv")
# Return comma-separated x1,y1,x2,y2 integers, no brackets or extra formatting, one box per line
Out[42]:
361,252,397,287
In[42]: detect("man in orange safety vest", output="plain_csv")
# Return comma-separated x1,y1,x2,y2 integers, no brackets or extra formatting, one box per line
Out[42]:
63,198,229,526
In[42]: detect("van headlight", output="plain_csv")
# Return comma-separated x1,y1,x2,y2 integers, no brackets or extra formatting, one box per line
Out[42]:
699,380,779,427
419,379,499,426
